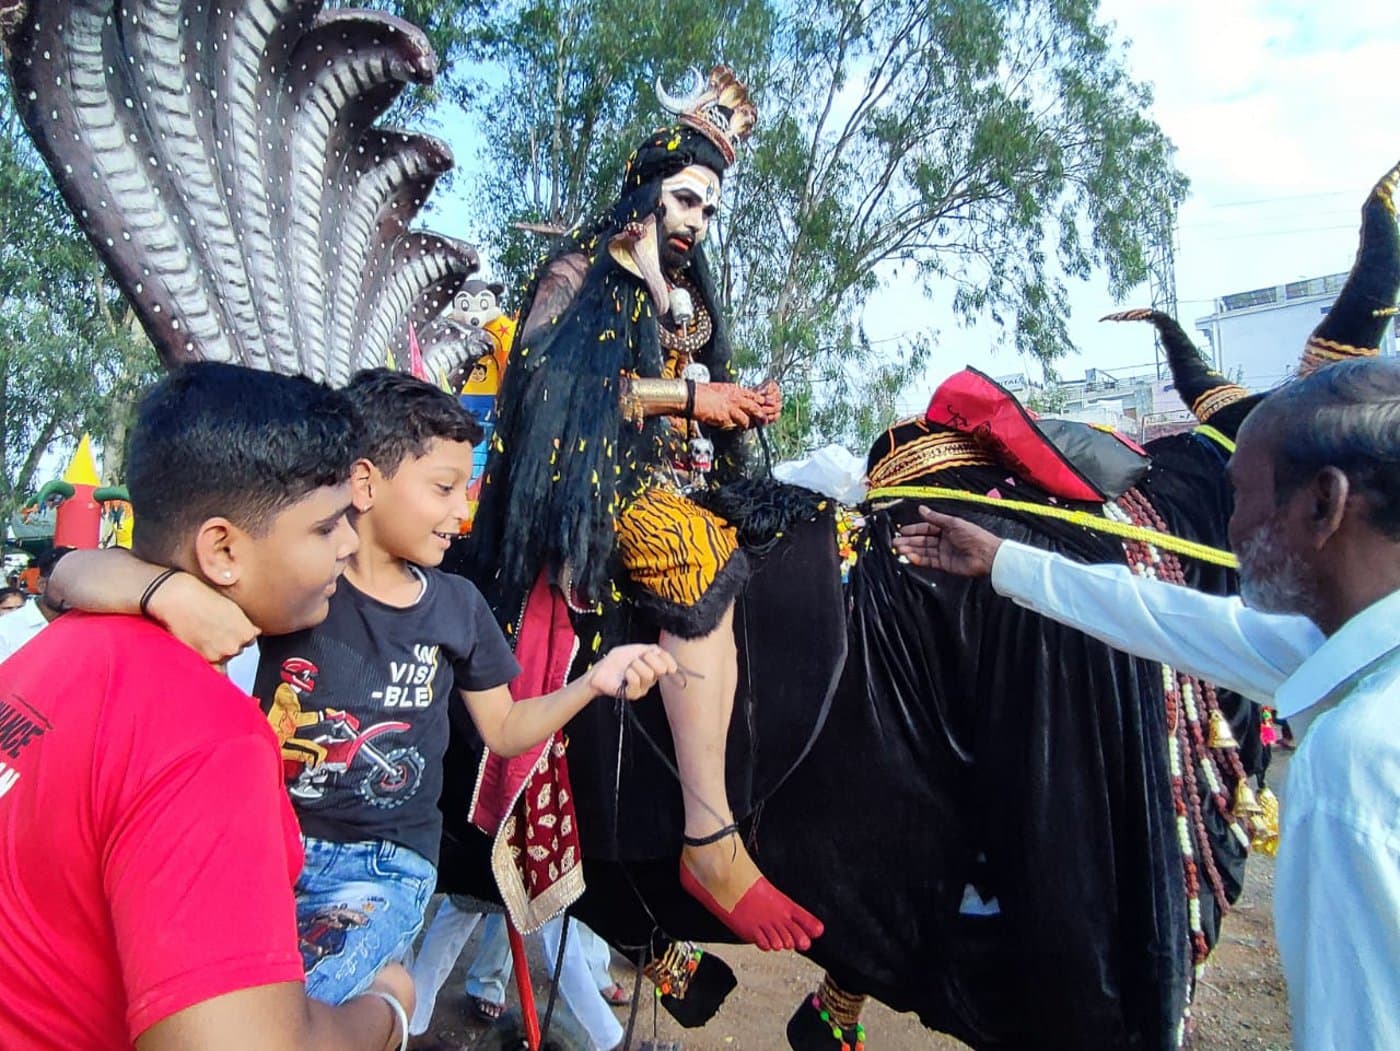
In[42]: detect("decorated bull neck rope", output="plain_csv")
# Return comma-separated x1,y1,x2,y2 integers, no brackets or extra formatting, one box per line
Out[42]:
1109,491,1224,1043
1114,491,1271,839
867,484,1239,569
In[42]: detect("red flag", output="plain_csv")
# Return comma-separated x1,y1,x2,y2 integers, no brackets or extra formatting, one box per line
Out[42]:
406,320,429,381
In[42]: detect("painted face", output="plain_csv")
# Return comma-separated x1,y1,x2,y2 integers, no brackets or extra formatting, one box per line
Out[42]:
369,437,475,568
231,482,358,636
1227,416,1315,617
658,165,721,270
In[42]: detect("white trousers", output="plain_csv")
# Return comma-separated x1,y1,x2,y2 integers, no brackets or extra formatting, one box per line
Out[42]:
407,898,624,1050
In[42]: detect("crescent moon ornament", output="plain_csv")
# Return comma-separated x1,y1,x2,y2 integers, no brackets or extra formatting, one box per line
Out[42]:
655,67,708,116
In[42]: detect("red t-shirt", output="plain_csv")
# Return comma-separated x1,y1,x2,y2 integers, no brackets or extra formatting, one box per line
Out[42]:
0,613,305,1048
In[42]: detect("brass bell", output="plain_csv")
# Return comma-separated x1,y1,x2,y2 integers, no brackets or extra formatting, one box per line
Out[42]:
1233,778,1264,819
1208,709,1239,750
1250,787,1281,857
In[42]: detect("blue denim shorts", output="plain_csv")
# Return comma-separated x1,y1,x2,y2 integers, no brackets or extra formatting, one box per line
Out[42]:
295,836,436,1004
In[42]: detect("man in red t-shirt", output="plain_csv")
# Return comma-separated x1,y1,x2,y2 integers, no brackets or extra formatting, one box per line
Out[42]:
0,365,414,1051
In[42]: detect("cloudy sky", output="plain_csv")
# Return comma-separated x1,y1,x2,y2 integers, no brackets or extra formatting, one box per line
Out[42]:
883,0,1400,402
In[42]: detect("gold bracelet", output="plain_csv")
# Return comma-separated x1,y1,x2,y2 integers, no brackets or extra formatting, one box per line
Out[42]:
620,377,688,425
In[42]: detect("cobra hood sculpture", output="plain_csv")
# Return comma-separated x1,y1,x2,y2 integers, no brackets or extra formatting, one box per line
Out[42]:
1,0,477,384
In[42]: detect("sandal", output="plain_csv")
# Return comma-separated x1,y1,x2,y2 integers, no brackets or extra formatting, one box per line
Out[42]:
600,982,631,1006
469,995,505,1023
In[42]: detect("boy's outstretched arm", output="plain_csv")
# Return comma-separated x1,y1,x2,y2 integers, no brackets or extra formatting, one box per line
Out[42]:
46,548,257,664
462,644,678,757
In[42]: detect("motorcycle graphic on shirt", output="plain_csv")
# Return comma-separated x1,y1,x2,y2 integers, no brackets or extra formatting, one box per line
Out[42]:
268,657,425,809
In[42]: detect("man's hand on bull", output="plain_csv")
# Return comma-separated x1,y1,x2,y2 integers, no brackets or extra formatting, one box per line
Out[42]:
692,382,776,430
892,506,1003,577
587,643,680,700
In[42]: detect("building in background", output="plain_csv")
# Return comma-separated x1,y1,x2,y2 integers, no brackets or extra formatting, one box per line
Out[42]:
1194,271,1397,392
1021,270,1398,441
997,365,1190,441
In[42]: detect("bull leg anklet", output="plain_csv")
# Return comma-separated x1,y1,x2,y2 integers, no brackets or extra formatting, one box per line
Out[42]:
786,974,868,1051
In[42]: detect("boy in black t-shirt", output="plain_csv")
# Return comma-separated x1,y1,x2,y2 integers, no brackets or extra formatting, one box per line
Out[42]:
51,369,675,1006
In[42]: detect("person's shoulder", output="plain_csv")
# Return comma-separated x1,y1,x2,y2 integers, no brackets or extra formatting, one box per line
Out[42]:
1320,650,1400,734
424,567,489,613
1295,660,1400,817
6,614,258,730
20,611,195,662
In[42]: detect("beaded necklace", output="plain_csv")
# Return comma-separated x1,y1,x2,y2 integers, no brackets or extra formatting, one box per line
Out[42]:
1108,487,1261,1044
658,273,713,355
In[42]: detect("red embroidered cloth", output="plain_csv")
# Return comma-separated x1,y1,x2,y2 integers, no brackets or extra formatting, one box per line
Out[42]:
468,574,586,932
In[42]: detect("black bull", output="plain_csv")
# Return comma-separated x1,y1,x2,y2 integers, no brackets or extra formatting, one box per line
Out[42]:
438,426,1263,1051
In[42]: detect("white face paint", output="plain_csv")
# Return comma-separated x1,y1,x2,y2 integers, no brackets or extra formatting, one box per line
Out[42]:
658,165,722,269
662,169,720,208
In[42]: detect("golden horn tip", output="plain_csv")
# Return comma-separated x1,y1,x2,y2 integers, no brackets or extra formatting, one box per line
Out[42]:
1099,308,1154,323
1375,159,1400,214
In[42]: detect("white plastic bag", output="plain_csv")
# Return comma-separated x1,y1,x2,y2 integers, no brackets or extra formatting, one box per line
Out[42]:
773,444,867,504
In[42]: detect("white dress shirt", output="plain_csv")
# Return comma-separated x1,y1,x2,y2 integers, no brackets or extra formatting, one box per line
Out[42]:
0,600,53,664
990,540,1323,706
989,541,1399,1049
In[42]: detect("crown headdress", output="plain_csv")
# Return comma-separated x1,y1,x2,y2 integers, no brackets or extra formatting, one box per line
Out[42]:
655,66,756,168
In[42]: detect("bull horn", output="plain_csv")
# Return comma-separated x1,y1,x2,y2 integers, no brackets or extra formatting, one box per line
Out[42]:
1299,158,1400,377
1101,308,1252,427
655,67,707,116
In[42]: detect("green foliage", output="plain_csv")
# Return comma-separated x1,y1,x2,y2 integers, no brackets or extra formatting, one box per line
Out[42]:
362,0,494,120
0,88,159,519
456,0,1186,456
454,0,776,292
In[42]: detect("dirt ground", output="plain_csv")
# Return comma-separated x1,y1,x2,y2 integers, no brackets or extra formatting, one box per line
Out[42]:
418,760,1293,1050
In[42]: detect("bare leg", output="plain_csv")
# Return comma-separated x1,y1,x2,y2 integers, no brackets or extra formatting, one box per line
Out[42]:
660,603,823,951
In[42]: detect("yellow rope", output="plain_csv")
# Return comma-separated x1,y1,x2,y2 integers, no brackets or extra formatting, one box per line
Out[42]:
1193,425,1236,455
866,485,1240,569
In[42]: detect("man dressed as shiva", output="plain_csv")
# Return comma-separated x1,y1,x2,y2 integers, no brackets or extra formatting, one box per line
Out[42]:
470,66,823,952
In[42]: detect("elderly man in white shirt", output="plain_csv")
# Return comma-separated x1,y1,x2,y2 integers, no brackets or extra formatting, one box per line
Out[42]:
893,357,1400,1051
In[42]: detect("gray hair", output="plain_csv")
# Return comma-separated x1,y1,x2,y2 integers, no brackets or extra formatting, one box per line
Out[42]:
1261,357,1400,538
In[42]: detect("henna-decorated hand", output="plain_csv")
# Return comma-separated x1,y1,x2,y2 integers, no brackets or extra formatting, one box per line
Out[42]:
752,379,783,424
692,382,768,429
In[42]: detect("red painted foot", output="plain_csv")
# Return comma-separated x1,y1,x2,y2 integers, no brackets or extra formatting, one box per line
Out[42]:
679,859,824,951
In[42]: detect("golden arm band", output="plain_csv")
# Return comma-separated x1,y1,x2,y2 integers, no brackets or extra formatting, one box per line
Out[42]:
620,376,690,425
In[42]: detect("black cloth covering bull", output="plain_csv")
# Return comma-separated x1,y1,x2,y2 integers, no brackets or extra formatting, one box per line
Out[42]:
438,421,1257,1051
